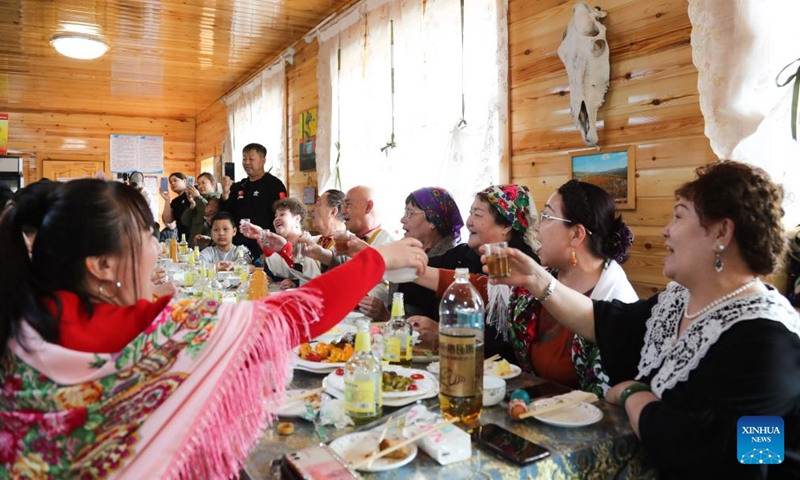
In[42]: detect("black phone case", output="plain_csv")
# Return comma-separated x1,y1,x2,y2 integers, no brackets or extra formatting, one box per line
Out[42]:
224,162,235,181
476,424,550,465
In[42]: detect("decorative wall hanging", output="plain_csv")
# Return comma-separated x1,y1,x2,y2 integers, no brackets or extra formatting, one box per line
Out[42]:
557,2,610,147
569,146,636,210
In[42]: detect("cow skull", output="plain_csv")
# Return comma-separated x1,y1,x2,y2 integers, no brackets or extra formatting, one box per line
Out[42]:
558,2,610,147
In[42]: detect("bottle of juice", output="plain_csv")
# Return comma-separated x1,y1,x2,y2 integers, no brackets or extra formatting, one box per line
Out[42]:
345,319,382,424
382,293,412,366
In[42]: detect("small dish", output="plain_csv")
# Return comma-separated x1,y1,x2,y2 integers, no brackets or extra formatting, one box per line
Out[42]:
329,431,417,472
482,375,506,407
531,400,603,427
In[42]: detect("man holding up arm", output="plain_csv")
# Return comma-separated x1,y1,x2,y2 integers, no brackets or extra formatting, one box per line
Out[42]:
220,143,287,259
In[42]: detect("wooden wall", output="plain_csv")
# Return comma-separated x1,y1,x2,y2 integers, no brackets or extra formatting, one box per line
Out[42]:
6,110,196,223
195,101,227,164
286,40,320,202
508,0,716,297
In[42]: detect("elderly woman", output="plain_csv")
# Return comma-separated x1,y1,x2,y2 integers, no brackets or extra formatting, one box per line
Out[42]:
243,197,320,290
408,185,540,361
490,162,800,478
0,179,426,478
370,187,464,321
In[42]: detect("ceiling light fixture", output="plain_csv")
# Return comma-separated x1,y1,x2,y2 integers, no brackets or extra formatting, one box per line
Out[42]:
51,34,108,60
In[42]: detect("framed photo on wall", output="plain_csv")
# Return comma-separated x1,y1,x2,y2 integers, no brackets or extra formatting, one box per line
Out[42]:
569,146,636,210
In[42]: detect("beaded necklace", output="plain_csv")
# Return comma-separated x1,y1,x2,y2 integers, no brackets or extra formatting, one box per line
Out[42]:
684,277,760,319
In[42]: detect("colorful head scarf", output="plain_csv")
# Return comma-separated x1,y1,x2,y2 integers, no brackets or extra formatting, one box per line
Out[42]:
478,184,534,233
409,187,464,242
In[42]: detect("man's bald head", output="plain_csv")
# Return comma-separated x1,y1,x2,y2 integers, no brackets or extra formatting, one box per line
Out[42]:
342,186,380,235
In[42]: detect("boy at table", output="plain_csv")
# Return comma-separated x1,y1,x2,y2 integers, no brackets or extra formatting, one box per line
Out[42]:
199,212,254,271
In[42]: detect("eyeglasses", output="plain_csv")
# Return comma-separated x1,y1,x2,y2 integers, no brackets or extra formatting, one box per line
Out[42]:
539,212,593,235
403,209,424,219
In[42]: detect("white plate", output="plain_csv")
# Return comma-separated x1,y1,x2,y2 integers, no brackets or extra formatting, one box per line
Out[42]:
314,323,357,343
324,366,437,399
275,389,329,417
426,360,522,380
486,361,522,380
293,346,346,372
330,431,417,472
531,401,603,427
322,377,438,407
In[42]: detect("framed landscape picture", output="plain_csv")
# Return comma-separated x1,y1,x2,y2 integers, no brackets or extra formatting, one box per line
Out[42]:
569,146,636,210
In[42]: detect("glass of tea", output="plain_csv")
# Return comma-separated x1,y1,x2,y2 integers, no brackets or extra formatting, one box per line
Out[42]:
484,242,510,278
333,230,350,261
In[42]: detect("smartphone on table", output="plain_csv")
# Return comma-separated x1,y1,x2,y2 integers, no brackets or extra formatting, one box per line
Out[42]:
160,177,169,192
475,423,551,465
281,445,359,479
505,381,572,402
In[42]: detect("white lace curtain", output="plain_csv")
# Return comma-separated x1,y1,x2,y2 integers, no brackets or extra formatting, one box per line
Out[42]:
688,0,800,226
317,0,508,236
223,63,287,183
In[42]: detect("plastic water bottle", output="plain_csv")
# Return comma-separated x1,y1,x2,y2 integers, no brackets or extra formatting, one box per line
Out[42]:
438,268,484,428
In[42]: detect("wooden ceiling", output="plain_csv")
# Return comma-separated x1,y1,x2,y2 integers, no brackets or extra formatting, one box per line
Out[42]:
0,0,353,119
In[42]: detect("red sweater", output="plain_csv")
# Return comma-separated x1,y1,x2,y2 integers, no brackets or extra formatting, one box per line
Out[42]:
54,248,386,352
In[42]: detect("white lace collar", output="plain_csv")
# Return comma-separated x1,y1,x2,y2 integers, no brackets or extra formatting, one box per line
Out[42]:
636,281,800,397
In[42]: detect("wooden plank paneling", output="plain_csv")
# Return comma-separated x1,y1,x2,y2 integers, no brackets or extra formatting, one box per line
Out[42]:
196,101,227,164
1,0,355,118
6,110,195,225
509,0,712,296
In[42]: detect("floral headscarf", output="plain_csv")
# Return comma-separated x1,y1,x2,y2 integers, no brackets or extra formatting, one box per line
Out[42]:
409,187,464,242
478,184,539,250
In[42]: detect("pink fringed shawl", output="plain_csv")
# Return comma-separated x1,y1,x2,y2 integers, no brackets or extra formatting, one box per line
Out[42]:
0,291,323,479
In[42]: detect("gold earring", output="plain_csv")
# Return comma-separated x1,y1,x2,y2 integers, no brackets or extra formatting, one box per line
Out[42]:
571,248,578,267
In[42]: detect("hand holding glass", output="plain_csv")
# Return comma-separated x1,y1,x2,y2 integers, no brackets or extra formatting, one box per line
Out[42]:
484,242,510,278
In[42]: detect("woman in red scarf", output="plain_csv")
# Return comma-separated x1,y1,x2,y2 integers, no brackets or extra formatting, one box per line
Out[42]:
0,179,425,479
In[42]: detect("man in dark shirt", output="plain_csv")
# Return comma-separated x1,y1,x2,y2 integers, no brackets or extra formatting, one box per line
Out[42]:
220,143,287,259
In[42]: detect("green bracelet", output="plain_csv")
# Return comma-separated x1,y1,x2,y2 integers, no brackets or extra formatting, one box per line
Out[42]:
619,382,651,409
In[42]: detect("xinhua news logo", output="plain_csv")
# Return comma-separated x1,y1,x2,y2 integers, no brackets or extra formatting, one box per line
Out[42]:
737,416,784,465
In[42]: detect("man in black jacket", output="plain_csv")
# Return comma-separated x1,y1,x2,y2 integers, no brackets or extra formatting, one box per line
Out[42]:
220,143,287,259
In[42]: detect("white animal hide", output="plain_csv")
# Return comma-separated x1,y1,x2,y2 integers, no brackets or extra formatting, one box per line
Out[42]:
558,2,610,147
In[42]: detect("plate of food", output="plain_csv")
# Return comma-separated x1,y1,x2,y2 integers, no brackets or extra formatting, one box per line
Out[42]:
294,338,355,372
324,366,437,399
486,359,522,379
531,400,603,428
411,348,439,364
329,431,417,472
426,359,522,380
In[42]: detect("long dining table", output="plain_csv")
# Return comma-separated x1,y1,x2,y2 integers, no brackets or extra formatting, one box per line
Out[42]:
243,366,658,479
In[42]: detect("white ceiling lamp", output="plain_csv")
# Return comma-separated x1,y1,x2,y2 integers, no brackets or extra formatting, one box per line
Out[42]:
51,34,108,60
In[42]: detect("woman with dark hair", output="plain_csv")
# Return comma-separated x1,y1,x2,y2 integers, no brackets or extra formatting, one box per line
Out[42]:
0,178,426,478
490,162,800,479
509,179,636,392
181,171,220,248
158,171,189,239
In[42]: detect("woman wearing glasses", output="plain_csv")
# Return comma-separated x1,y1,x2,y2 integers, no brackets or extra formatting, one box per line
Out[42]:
489,162,800,478
517,179,636,392
410,180,635,391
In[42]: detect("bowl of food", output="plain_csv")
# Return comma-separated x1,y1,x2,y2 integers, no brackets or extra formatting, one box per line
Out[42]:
483,375,506,407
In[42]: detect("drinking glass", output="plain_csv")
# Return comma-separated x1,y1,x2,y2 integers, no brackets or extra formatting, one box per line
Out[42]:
484,242,510,278
333,230,349,263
